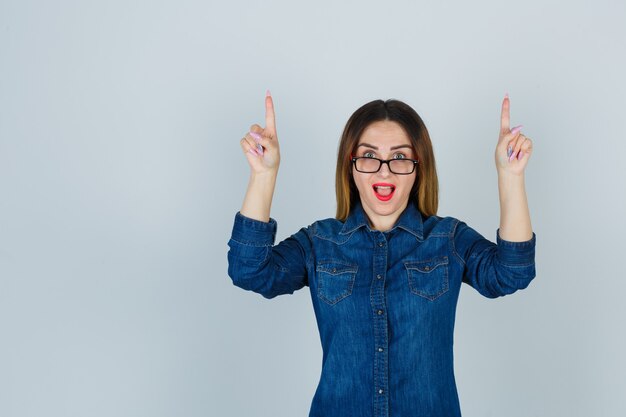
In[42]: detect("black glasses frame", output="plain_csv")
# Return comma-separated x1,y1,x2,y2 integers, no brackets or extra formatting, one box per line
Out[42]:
351,156,419,175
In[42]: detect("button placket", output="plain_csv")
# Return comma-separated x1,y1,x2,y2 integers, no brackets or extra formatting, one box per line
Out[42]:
371,233,389,416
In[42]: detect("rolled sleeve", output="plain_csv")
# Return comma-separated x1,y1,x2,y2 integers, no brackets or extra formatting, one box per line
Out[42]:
230,212,277,247
453,220,537,298
227,212,310,299
495,228,537,266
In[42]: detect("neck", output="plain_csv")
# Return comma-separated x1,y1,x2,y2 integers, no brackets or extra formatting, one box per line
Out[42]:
362,201,408,232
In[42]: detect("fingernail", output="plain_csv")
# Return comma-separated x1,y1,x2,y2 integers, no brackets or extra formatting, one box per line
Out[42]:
266,89,271,97
248,149,257,156
509,151,516,162
517,150,523,160
256,144,264,155
250,131,262,141
511,125,523,135
507,146,513,158
505,92,509,99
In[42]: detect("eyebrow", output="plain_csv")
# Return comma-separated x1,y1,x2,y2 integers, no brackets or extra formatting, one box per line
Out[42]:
357,143,413,151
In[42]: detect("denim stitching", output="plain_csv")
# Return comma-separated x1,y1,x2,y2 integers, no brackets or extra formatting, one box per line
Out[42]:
316,260,358,305
228,237,273,248
404,257,449,301
450,220,466,267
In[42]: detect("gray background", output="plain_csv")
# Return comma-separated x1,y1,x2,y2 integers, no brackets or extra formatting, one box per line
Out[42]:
1,0,624,416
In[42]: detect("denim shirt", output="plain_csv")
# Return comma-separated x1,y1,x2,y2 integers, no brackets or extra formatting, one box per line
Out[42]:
227,201,536,417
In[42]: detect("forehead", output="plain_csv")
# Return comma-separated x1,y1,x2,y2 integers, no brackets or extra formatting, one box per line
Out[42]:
358,120,412,148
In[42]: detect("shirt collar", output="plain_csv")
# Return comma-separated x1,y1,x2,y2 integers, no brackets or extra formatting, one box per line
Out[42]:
340,201,424,240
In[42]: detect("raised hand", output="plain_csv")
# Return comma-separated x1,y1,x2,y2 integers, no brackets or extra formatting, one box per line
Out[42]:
239,90,280,175
495,94,533,176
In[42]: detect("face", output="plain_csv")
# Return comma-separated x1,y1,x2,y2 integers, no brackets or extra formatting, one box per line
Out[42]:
352,120,417,231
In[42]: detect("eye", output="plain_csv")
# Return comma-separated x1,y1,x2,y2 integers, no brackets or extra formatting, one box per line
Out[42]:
363,151,376,158
393,153,406,159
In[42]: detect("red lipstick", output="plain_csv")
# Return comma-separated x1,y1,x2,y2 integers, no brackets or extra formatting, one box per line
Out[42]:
372,183,395,201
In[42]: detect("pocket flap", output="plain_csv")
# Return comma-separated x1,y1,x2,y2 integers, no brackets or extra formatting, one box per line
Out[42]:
404,256,448,273
316,261,358,275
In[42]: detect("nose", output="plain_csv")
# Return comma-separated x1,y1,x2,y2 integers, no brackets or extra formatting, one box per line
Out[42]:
377,161,392,178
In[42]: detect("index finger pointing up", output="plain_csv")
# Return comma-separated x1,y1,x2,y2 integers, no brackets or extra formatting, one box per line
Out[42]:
500,93,510,134
265,90,276,137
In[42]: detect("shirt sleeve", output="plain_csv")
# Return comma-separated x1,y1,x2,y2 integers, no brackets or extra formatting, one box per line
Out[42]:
452,220,537,298
227,211,311,299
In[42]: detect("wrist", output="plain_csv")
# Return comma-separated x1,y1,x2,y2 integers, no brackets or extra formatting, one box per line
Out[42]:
250,168,279,181
497,170,525,183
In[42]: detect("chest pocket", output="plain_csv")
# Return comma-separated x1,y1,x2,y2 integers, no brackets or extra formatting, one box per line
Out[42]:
316,261,358,305
404,256,449,301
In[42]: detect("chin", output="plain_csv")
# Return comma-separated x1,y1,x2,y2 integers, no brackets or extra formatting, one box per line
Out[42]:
364,196,408,216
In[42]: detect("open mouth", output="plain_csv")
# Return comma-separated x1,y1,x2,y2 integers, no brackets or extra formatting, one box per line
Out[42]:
372,183,396,201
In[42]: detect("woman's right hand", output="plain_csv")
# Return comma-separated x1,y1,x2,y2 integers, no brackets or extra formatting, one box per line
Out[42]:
240,91,280,175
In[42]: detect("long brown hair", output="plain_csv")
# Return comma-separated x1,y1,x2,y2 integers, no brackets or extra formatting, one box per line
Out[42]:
335,99,439,220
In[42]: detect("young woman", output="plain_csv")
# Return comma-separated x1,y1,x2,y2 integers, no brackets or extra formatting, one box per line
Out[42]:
228,91,536,417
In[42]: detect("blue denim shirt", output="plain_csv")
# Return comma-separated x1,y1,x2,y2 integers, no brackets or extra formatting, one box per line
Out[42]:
227,201,536,417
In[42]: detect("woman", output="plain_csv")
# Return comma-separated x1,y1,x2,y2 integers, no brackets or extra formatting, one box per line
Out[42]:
228,91,536,417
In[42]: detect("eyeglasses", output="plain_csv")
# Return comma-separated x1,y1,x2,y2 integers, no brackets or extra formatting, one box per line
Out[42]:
351,156,419,175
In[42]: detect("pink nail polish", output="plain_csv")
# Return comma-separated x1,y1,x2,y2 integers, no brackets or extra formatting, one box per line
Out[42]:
505,92,509,99
266,89,271,97
517,151,523,160
511,125,523,135
248,149,256,156
250,131,262,141
509,151,516,162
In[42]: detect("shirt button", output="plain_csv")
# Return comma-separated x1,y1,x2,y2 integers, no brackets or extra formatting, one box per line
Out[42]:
378,242,384,247
377,274,382,280
424,266,430,271
378,347,383,352
377,310,383,315
378,389,384,394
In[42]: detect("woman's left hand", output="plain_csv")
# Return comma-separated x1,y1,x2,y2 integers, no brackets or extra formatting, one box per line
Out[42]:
495,94,533,176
